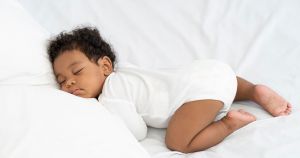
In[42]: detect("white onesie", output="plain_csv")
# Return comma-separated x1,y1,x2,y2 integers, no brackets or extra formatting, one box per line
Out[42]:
98,60,237,140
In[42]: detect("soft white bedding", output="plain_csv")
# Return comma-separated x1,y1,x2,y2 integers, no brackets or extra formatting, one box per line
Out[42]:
0,85,150,158
5,0,300,157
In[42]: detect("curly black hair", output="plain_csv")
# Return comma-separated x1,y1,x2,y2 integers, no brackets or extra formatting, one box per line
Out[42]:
47,26,116,67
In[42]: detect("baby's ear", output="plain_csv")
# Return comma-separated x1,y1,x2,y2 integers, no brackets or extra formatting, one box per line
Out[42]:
98,56,113,75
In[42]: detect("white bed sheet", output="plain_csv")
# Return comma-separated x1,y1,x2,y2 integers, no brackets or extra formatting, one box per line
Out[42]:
16,0,300,157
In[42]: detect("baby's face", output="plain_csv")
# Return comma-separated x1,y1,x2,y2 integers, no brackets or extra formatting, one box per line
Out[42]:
53,50,112,98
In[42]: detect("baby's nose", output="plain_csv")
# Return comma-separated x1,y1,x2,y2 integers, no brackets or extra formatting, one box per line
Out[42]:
66,79,76,88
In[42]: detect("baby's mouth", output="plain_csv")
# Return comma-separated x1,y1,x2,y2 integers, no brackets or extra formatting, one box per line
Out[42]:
72,89,84,95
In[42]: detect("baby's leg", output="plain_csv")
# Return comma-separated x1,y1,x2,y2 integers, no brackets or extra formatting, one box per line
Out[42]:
234,77,292,116
165,100,255,153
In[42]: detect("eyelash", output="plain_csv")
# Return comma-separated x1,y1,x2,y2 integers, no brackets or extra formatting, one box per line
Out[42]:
74,68,83,75
59,80,65,85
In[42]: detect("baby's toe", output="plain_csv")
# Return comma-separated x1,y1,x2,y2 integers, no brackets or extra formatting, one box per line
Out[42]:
287,103,292,109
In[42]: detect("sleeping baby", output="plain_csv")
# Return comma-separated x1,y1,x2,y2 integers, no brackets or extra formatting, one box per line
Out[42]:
48,26,292,153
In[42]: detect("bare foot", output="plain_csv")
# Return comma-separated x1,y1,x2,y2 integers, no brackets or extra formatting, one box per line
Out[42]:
221,109,256,131
252,84,292,116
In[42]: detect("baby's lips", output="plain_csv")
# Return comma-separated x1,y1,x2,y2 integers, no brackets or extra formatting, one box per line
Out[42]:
72,89,84,95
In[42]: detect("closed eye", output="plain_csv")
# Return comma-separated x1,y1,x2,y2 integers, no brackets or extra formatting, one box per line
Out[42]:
59,80,65,85
74,68,84,75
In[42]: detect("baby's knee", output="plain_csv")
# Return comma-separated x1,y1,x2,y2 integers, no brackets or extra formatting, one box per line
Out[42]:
165,132,195,153
165,136,189,153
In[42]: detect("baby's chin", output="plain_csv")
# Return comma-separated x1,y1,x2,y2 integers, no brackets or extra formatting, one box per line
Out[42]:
74,93,93,98
78,92,99,99
66,91,89,98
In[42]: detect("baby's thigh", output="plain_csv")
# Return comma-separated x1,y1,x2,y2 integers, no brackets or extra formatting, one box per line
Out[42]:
165,100,223,148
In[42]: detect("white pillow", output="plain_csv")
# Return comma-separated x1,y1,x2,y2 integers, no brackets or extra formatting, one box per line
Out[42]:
0,85,151,158
0,0,55,85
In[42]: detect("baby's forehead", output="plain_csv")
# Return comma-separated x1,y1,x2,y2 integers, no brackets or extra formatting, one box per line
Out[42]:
53,59,82,76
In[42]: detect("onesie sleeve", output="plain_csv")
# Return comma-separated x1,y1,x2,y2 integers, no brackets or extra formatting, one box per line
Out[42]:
99,97,148,141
